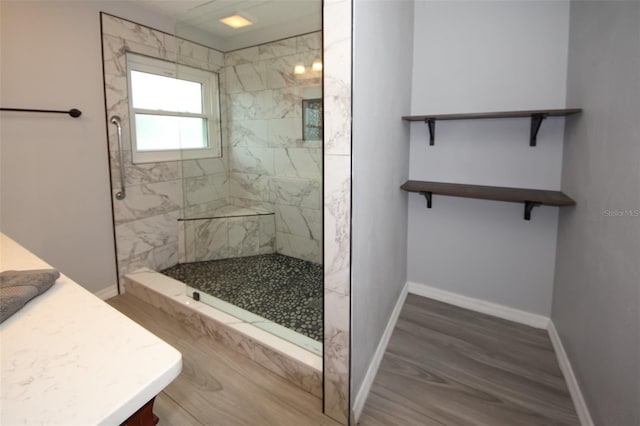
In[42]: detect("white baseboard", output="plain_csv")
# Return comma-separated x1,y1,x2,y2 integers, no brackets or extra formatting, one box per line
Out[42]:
407,281,550,329
548,321,594,426
352,282,409,423
94,284,119,300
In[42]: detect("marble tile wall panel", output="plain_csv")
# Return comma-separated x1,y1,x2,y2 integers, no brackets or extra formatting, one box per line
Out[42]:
177,219,188,264
227,217,260,258
259,215,277,255
179,214,275,263
117,242,178,288
109,149,181,188
182,199,229,219
103,15,162,46
324,289,351,424
323,154,351,425
323,1,351,158
184,174,229,208
230,119,271,148
228,197,274,214
229,173,271,204
274,147,322,179
272,88,304,119
225,62,268,94
175,38,210,70
230,146,275,176
224,46,259,67
297,33,323,52
112,180,182,225
322,0,352,423
268,118,301,147
271,177,322,210
277,232,322,264
258,38,297,60
275,205,322,241
181,158,227,179
194,217,228,262
115,211,181,258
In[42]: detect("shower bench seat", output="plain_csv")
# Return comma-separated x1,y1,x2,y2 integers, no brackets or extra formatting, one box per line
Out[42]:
179,204,276,263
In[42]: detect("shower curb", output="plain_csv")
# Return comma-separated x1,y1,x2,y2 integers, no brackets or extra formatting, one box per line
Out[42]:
124,272,322,398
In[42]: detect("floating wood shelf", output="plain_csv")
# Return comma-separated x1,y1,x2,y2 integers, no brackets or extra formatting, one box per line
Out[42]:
401,180,576,220
402,108,582,146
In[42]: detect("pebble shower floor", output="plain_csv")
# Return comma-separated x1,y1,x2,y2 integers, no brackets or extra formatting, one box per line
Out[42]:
161,253,323,342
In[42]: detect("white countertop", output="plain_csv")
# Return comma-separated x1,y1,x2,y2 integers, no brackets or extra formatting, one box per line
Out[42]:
0,233,182,425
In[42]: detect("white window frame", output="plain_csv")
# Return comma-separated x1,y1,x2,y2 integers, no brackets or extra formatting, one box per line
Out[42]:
126,53,222,164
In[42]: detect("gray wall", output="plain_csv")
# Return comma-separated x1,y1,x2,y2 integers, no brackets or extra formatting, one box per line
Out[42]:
553,2,640,425
0,1,174,293
351,0,414,405
407,1,570,316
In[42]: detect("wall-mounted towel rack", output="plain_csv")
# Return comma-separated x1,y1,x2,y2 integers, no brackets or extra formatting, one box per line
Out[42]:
0,107,82,118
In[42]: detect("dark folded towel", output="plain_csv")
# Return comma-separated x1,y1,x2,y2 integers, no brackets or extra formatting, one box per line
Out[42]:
0,269,60,324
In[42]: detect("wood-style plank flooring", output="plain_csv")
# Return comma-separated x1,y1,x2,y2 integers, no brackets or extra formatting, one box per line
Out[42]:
108,294,339,426
359,294,579,426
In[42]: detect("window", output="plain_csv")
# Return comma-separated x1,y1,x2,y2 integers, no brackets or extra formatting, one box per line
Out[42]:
126,53,221,164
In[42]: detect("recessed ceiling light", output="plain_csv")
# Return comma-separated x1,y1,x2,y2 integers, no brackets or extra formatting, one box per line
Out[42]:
219,14,253,29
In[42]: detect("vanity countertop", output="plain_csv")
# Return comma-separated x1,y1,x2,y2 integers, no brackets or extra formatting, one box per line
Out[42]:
0,233,182,425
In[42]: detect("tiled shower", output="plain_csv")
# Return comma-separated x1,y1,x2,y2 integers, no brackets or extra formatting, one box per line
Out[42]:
102,14,322,284
102,7,352,423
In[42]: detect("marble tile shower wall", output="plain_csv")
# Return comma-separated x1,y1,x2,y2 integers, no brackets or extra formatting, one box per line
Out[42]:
322,0,352,422
222,33,323,264
101,14,227,284
178,214,276,263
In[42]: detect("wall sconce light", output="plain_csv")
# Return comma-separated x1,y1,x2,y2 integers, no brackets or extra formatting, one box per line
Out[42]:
293,60,323,75
294,63,306,74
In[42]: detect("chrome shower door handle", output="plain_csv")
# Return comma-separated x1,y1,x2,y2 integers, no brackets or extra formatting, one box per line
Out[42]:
110,115,126,200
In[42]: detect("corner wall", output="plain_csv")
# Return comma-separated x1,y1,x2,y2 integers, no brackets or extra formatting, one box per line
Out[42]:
351,0,414,413
553,2,640,424
407,1,571,316
323,0,353,422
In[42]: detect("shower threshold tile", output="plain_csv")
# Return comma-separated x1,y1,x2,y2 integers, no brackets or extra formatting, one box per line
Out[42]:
124,268,322,372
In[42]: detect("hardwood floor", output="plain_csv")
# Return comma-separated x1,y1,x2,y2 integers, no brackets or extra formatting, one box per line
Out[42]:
359,294,579,426
107,294,339,426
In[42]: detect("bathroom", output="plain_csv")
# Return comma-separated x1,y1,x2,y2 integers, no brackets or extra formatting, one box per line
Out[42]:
1,1,638,425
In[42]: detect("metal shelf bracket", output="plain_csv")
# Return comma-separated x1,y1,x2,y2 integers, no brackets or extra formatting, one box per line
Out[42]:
524,201,541,220
530,114,547,146
425,118,435,146
420,191,433,208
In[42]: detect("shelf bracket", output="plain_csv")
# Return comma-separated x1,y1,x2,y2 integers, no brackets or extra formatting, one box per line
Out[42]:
524,201,541,220
425,119,435,146
420,191,433,208
530,114,547,146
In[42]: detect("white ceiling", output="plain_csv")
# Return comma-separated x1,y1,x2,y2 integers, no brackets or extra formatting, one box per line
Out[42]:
136,0,322,51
